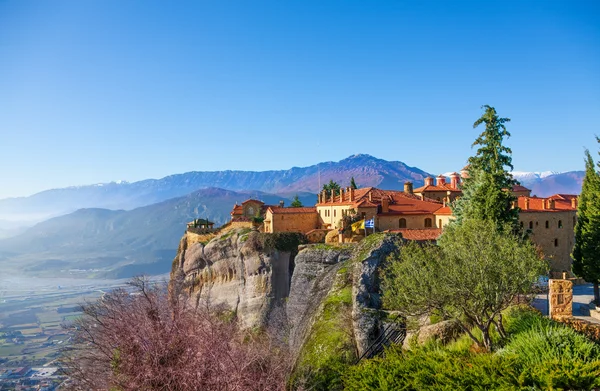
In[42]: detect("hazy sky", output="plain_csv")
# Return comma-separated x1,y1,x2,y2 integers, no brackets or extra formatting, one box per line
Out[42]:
1,1,599,199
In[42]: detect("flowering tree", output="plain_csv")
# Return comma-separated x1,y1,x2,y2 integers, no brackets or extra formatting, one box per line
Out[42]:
60,277,290,390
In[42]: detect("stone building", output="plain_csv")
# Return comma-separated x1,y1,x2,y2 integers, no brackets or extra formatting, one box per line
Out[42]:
314,186,444,230
517,195,578,274
413,173,462,203
263,206,320,233
227,174,578,274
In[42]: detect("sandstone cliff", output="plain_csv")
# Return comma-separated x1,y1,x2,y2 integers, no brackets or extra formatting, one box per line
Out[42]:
169,228,405,383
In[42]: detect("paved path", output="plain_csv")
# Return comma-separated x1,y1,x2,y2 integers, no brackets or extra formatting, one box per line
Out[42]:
532,283,596,320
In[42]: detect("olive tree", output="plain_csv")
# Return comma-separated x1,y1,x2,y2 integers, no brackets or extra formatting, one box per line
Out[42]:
383,219,547,351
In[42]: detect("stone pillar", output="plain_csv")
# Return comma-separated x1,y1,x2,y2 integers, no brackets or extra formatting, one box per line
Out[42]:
549,279,573,319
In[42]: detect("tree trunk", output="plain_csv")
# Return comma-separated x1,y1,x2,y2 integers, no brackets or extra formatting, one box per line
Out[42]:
481,329,492,352
595,282,600,306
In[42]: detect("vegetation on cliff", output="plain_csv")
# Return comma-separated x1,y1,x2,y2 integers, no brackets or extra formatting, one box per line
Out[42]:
344,306,600,390
382,219,546,350
61,277,290,391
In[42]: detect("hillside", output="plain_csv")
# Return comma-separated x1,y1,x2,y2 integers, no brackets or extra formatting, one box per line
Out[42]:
0,188,304,278
0,154,430,223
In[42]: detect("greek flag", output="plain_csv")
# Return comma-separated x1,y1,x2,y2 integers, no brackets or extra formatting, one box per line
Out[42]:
365,218,374,228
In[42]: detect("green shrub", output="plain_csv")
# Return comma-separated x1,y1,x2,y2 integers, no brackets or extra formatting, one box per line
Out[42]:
345,306,600,390
344,344,521,391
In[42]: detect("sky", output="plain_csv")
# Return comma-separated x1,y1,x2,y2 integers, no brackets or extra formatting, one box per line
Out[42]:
1,0,599,199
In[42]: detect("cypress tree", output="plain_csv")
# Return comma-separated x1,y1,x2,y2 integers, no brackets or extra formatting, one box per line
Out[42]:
572,145,600,304
451,105,519,228
350,176,358,190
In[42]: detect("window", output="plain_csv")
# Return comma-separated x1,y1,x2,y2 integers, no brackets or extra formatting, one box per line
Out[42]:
334,210,336,217
399,218,407,228
529,221,533,230
573,216,577,226
425,218,432,228
520,221,524,228
558,220,563,229
545,220,549,229
439,219,442,228
554,238,559,247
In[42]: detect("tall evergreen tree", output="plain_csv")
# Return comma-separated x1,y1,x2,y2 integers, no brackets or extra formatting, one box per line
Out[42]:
350,176,358,190
451,105,519,228
322,179,341,196
290,195,303,207
572,145,600,304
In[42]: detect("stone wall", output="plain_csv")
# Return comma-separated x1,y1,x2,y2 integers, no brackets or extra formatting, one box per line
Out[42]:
549,279,573,319
377,213,437,231
267,211,319,234
520,210,576,272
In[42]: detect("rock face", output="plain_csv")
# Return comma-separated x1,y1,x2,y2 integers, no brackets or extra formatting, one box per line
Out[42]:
170,229,406,364
286,246,351,353
171,228,293,328
352,234,403,356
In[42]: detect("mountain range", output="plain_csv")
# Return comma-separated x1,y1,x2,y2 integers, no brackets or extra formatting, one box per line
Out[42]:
0,154,585,278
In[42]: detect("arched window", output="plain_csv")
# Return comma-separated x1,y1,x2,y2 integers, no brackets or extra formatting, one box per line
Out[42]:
554,238,559,247
399,218,407,228
520,221,524,228
545,221,549,229
529,221,533,230
558,220,563,228
425,218,432,228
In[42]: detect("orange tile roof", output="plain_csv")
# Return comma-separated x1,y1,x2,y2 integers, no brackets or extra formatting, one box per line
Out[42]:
549,194,578,201
387,228,442,241
434,206,453,215
511,184,531,192
413,184,461,193
268,206,317,214
518,195,576,213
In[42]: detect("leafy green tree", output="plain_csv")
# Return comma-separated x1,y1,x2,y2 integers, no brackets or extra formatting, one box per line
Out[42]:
290,195,303,207
350,177,358,190
323,179,341,196
382,219,546,351
452,105,519,228
572,142,600,304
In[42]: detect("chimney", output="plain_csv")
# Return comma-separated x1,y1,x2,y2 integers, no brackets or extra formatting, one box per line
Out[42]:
523,198,529,210
424,176,434,186
541,198,546,210
279,200,284,208
368,191,372,202
382,197,389,213
548,199,555,209
404,181,413,194
321,189,327,204
436,175,446,186
349,188,355,201
450,172,460,189
330,189,335,203
339,188,344,203
571,198,577,209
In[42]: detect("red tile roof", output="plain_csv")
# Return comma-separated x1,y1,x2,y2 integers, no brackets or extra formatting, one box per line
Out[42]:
511,185,531,193
268,206,317,214
387,228,442,241
413,184,461,193
549,194,579,201
434,206,453,215
518,195,576,212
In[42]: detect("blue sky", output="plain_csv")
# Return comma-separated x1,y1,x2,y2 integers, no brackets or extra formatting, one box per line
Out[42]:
1,0,599,198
